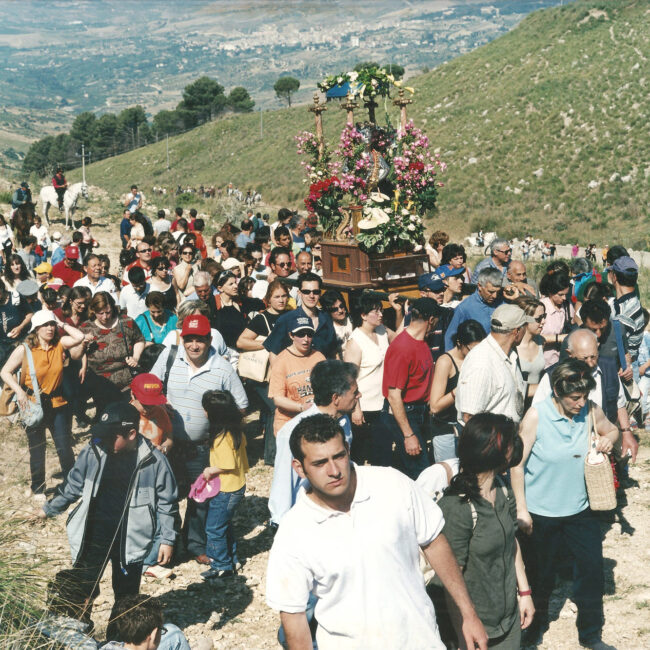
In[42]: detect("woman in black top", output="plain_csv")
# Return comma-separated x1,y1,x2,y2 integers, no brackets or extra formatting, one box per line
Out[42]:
429,319,486,461
149,256,178,311
236,279,289,465
238,276,265,318
213,271,247,364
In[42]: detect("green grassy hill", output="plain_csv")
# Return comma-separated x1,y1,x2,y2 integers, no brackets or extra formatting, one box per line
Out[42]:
74,0,649,247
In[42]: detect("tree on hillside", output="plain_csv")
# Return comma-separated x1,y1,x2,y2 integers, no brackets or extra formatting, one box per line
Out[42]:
117,106,151,149
274,76,300,107
177,76,227,127
22,136,56,176
153,109,183,136
227,87,255,113
69,111,97,145
383,63,404,80
92,113,119,157
354,61,380,72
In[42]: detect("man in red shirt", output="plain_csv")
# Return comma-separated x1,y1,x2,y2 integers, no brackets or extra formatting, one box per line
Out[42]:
52,245,84,287
122,240,153,286
381,297,441,479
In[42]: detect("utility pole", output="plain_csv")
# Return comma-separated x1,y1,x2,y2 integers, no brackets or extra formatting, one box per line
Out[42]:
260,107,263,139
166,134,170,170
81,143,86,185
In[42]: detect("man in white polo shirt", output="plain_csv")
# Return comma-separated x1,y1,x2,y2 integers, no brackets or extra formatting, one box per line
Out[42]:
73,254,118,300
266,414,487,650
456,303,531,426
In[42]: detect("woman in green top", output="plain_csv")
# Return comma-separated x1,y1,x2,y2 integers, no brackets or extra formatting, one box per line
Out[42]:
437,413,535,649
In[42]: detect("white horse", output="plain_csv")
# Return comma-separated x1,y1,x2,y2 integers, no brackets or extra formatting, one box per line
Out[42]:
39,182,88,229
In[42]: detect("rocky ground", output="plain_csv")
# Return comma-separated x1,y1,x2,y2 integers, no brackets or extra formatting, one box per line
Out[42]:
1,415,649,649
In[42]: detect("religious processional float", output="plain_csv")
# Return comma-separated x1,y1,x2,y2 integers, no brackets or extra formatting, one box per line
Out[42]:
296,65,446,289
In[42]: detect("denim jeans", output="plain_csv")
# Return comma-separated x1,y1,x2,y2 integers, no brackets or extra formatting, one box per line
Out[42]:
181,442,210,557
521,508,604,645
25,401,74,493
251,381,276,465
206,485,245,571
381,402,432,480
432,433,457,462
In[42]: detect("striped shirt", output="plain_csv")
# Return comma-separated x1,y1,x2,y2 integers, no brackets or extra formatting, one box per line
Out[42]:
151,345,248,443
610,292,644,360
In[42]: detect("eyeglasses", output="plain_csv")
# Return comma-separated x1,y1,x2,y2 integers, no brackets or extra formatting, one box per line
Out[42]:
534,314,546,323
138,248,152,253
276,262,291,268
330,304,346,312
181,251,193,256
312,245,322,250
292,330,314,338
498,249,512,255
301,289,321,296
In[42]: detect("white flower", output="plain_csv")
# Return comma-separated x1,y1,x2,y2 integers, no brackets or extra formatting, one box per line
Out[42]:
414,244,423,252
416,217,422,224
348,71,358,82
358,207,390,230
370,191,390,203
410,214,417,222
337,76,344,84
384,207,392,213
408,224,416,231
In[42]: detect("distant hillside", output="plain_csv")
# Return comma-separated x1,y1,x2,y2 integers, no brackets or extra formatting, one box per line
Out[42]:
76,0,649,247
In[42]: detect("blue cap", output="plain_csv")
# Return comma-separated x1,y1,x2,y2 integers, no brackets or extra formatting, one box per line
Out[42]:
289,314,316,334
436,264,465,280
606,256,638,275
418,273,445,292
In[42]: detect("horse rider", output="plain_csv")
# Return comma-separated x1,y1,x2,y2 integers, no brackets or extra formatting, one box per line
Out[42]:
52,167,68,211
11,181,32,218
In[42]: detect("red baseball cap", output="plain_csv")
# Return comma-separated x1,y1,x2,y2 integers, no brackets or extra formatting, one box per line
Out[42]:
65,245,79,259
181,314,211,337
131,373,167,406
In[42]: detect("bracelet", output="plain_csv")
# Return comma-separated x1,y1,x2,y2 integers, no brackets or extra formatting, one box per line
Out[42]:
404,433,416,439
621,428,632,433
518,589,532,597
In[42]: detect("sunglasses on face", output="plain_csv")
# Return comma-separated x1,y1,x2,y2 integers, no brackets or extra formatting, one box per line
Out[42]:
498,249,512,254
138,248,152,253
181,251,193,256
301,289,321,296
534,314,546,323
276,262,291,268
330,304,346,312
292,330,314,338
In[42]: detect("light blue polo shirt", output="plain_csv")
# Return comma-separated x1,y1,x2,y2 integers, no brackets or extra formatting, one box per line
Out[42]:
525,396,589,517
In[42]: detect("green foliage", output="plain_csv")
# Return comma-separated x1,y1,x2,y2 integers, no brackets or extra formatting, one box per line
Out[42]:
227,87,255,113
152,110,183,136
0,190,11,203
179,76,226,124
273,76,300,107
354,61,380,72
69,111,96,144
383,63,404,80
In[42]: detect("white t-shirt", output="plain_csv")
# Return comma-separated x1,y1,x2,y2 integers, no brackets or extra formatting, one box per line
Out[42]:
118,283,150,319
154,218,171,235
266,465,445,650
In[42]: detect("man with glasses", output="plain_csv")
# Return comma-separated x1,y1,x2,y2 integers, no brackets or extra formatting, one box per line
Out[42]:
265,272,337,361
73,254,118,300
123,241,153,286
251,247,297,305
445,267,505,351
471,237,512,284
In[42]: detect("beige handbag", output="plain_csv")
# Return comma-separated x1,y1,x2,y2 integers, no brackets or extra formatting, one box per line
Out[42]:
237,314,271,383
584,403,617,511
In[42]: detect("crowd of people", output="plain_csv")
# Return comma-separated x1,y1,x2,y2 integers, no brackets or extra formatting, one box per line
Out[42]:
0,196,644,650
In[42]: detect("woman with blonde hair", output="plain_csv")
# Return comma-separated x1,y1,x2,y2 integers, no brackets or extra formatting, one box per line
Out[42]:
515,296,546,405
0,309,83,500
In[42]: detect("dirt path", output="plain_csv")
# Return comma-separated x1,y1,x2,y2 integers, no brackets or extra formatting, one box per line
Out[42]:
1,418,648,649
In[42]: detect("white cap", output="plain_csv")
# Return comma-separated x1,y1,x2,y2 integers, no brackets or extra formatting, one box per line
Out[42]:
51,231,62,241
222,257,242,271
30,309,58,332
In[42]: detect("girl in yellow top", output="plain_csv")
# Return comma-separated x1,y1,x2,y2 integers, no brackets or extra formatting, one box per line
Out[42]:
200,389,249,580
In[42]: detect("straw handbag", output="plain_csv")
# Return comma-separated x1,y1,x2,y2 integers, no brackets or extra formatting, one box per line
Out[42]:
584,403,617,511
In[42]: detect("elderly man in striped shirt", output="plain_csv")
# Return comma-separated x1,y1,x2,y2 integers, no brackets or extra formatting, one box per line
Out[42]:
151,314,248,565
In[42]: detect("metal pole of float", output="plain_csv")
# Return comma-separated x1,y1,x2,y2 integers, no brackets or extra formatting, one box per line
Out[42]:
81,143,86,185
